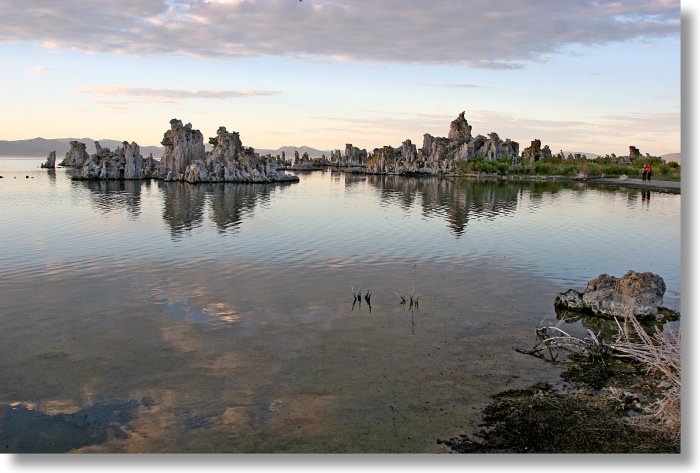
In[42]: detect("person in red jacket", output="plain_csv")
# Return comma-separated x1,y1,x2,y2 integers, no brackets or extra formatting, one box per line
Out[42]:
647,164,653,181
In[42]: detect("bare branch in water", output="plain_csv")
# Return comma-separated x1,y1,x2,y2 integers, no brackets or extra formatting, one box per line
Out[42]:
517,309,680,429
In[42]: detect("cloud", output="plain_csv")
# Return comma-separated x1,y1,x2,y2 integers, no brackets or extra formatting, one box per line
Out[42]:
0,0,680,68
78,85,279,101
438,83,488,89
27,66,49,76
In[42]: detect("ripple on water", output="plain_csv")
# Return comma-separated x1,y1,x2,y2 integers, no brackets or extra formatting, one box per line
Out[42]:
0,164,681,452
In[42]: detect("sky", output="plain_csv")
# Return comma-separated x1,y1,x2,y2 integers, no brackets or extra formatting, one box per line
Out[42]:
0,0,682,156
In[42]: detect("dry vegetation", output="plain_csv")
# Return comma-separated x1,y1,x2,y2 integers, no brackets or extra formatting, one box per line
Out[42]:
529,312,680,431
441,312,681,453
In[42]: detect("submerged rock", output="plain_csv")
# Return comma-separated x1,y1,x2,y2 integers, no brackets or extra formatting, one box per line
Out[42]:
554,270,677,321
41,150,56,169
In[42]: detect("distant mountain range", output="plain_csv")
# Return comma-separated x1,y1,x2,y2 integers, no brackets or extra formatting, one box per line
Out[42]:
255,146,332,158
0,137,164,158
562,151,601,159
0,137,332,160
660,153,681,163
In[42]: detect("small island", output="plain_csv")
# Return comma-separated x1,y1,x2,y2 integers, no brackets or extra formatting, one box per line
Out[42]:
55,119,299,184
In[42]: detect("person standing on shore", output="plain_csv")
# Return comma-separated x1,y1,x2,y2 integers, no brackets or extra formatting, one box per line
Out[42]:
642,165,647,181
647,164,653,181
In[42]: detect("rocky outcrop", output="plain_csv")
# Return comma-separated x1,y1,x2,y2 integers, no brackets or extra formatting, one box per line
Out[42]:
327,144,368,167
448,111,472,142
60,141,89,167
554,270,678,321
175,125,298,184
75,141,127,180
365,111,519,175
124,142,145,179
629,146,641,161
160,119,206,181
520,139,552,162
473,132,519,162
69,119,297,184
41,151,56,168
71,119,300,183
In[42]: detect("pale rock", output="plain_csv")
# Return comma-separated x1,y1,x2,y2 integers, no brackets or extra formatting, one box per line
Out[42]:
448,111,472,142
554,270,676,321
60,141,90,167
160,119,206,180
41,150,56,168
124,142,144,179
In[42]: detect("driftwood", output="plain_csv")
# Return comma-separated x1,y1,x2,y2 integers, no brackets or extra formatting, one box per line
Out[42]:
516,309,680,424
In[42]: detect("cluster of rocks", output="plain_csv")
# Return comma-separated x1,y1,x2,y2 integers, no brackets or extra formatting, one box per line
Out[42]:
554,151,588,161
521,139,552,162
285,150,329,170
363,112,521,175
325,144,369,167
160,121,294,183
56,119,298,184
554,270,679,321
75,141,159,180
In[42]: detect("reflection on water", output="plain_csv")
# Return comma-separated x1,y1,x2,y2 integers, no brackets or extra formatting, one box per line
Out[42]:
46,168,57,186
79,179,294,238
160,181,208,237
1,399,148,453
554,307,670,340
367,175,520,235
0,163,681,452
79,179,145,218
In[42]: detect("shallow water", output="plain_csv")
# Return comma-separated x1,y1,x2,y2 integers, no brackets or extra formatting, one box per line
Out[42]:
0,158,681,452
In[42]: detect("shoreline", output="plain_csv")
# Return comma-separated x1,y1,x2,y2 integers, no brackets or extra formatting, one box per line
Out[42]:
332,166,682,194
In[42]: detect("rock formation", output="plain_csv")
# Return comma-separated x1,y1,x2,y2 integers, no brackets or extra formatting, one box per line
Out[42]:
324,144,367,167
520,139,552,162
124,142,145,179
60,141,89,167
69,119,298,184
447,111,472,141
175,125,297,183
554,270,678,321
629,146,641,161
160,119,206,181
365,111,519,175
41,150,56,168
75,141,149,180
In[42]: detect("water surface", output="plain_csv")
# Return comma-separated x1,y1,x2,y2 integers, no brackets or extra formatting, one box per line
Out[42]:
0,158,681,452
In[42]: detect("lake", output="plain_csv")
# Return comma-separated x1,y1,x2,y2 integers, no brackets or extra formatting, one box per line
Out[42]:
0,157,681,452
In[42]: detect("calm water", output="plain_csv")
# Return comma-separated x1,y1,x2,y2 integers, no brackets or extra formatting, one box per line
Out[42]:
0,157,681,452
